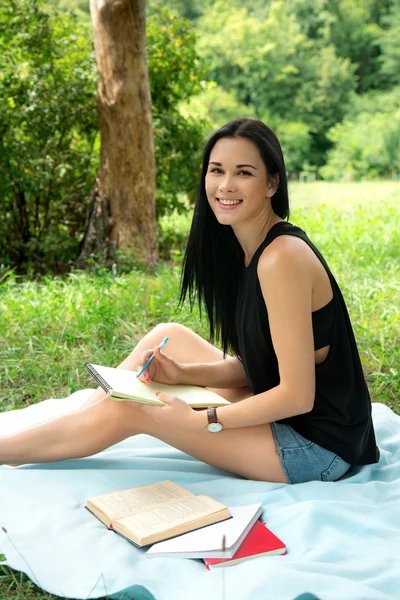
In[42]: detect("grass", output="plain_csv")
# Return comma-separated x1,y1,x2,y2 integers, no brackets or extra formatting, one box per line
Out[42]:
0,180,399,599
0,565,59,600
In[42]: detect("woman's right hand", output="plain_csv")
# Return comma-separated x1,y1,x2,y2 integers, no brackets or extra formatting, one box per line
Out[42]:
137,346,184,385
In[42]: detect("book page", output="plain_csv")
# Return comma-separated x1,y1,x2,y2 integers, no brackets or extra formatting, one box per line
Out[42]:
87,364,230,407
115,496,228,539
87,481,194,522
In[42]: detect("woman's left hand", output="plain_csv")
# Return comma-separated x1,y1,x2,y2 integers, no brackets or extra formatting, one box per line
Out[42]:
138,392,203,430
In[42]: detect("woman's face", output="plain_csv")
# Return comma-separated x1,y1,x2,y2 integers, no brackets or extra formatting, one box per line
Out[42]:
205,137,277,228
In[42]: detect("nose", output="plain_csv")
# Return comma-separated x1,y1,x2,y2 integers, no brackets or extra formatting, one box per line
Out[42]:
218,173,237,193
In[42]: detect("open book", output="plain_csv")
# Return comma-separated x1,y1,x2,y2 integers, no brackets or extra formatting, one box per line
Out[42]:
84,363,231,408
86,480,231,547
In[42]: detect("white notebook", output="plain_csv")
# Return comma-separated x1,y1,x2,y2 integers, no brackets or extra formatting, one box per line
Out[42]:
84,363,231,408
146,503,263,559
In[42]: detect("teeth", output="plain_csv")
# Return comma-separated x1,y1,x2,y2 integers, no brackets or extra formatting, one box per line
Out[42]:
218,199,241,205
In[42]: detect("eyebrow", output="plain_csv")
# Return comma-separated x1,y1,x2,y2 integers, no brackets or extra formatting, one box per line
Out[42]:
209,161,257,170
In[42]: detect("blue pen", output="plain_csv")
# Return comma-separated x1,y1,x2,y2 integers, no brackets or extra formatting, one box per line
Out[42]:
136,336,169,378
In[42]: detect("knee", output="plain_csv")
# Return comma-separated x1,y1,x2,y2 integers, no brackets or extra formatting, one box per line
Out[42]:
150,322,189,338
93,396,140,437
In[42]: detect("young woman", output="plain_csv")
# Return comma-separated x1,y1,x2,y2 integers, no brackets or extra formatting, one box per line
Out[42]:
0,118,379,483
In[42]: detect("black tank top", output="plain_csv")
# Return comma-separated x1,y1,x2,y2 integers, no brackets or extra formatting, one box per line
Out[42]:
235,221,379,465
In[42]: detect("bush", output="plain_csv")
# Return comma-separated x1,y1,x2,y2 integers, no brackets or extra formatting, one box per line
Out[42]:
0,0,99,272
157,208,192,260
321,88,400,180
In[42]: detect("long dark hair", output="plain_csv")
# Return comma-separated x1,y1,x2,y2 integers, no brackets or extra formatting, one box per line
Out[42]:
179,117,290,355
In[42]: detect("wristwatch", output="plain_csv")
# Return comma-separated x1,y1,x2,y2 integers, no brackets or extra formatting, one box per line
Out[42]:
206,406,223,433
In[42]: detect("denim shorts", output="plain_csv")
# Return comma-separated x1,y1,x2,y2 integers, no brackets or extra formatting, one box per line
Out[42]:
270,422,351,484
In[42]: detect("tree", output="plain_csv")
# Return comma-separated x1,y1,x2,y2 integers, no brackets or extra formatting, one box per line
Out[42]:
288,0,393,93
195,1,309,119
380,0,400,86
295,44,356,164
77,0,158,268
325,0,391,93
275,122,312,176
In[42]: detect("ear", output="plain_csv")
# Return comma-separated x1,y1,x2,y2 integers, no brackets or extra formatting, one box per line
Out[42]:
266,173,279,198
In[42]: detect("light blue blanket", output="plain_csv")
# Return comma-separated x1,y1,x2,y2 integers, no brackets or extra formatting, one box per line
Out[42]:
0,390,399,600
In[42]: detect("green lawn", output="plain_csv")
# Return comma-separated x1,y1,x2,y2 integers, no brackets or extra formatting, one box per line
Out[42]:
0,181,399,599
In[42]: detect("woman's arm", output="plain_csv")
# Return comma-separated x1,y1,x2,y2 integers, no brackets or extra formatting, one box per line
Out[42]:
208,237,316,428
179,355,248,389
137,342,248,389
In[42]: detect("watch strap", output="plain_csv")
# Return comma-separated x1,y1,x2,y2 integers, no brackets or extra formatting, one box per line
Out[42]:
207,406,218,424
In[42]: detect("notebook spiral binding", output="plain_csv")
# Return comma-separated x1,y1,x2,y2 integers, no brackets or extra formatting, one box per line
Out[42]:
84,363,113,395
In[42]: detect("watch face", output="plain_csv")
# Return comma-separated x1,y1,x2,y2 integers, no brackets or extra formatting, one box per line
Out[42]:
207,422,223,433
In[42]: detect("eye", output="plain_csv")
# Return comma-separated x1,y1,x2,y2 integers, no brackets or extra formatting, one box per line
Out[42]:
209,167,222,174
238,170,252,176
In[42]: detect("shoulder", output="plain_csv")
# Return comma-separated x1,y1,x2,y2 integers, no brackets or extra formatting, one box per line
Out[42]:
257,233,314,281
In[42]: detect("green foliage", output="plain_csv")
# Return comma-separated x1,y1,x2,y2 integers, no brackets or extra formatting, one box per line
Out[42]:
148,0,204,22
320,0,389,92
0,0,99,272
285,1,393,92
295,46,356,133
380,0,400,85
147,7,204,108
157,208,191,260
148,0,274,22
194,0,356,167
44,0,90,20
321,88,400,180
146,6,209,215
179,83,258,132
196,1,308,117
276,122,312,175
285,0,334,41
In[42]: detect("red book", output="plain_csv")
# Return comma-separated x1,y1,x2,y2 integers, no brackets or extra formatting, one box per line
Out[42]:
203,520,286,569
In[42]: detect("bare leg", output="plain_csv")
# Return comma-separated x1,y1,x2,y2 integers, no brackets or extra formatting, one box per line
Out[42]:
0,323,287,482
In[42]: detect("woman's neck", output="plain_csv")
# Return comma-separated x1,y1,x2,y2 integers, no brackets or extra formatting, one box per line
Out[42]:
233,208,283,267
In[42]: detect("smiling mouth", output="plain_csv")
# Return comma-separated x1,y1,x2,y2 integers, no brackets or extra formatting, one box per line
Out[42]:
216,198,243,206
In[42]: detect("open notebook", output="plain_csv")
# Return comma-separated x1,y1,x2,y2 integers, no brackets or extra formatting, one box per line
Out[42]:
84,363,231,408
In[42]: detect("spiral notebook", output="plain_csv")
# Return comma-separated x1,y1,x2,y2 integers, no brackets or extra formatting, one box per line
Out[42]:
84,363,231,408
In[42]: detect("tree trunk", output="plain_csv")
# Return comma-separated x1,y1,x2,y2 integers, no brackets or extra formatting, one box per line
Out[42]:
14,186,30,265
77,0,158,268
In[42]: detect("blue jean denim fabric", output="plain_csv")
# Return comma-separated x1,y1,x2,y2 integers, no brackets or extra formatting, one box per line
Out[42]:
270,422,351,484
